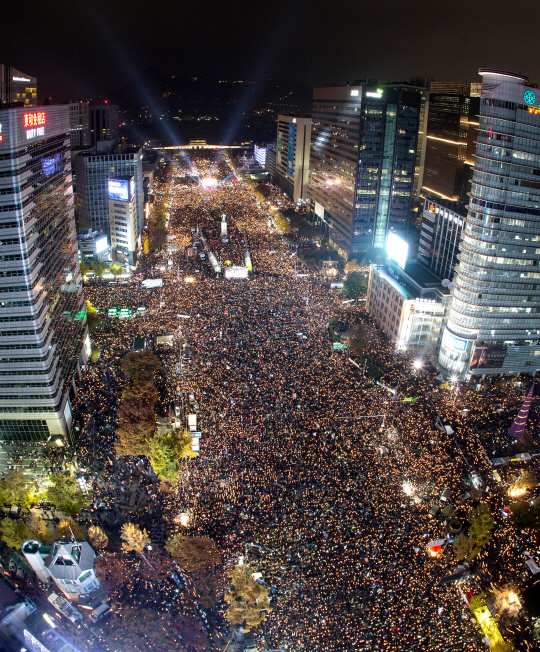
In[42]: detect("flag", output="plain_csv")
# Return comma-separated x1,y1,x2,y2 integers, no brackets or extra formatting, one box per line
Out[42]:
508,384,534,439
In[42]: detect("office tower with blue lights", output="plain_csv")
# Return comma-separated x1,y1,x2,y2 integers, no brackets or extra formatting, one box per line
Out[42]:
439,69,540,378
0,105,88,442
308,83,421,258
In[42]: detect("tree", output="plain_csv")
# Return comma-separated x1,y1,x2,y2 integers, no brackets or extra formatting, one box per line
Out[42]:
0,470,38,510
511,499,540,529
224,563,272,633
172,613,209,651
91,260,107,278
84,299,102,333
80,260,90,280
147,429,196,482
137,547,172,582
94,551,132,596
120,523,150,554
343,271,368,299
191,567,225,609
165,535,220,573
454,503,495,560
55,517,85,541
115,420,154,457
149,226,168,252
45,472,90,514
517,471,538,490
121,380,159,406
117,400,156,425
88,525,108,549
109,261,123,283
26,514,52,542
147,436,180,482
121,351,162,383
0,517,32,549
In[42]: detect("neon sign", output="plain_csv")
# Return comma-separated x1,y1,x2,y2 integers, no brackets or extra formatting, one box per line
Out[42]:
0,123,2,143
23,112,46,128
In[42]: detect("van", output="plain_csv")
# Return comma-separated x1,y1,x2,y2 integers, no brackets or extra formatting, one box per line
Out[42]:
90,602,111,624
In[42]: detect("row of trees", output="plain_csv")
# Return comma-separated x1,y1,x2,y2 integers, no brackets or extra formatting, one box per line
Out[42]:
97,523,271,641
80,259,124,282
115,351,195,482
1,515,96,550
0,470,88,515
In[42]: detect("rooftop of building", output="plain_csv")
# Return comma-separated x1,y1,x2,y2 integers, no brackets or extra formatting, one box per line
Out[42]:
44,540,95,581
0,574,23,618
403,262,445,289
77,145,141,158
313,251,343,262
479,68,529,82
424,198,468,218
374,266,415,300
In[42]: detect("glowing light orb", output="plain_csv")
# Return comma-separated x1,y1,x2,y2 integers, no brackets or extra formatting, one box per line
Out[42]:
201,177,218,189
402,482,414,496
176,512,190,527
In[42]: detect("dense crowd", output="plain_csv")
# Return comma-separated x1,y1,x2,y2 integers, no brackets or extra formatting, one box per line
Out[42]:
64,151,540,651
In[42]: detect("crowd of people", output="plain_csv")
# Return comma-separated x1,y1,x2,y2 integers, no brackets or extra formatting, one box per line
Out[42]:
65,151,540,651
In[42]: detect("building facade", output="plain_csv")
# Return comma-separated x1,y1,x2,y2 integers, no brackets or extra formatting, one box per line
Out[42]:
439,69,540,378
108,178,139,265
0,66,37,107
422,82,481,205
309,84,421,258
77,230,110,261
22,540,100,603
275,115,311,203
417,198,465,280
74,146,144,240
367,262,450,355
0,105,87,442
68,102,90,149
89,104,119,146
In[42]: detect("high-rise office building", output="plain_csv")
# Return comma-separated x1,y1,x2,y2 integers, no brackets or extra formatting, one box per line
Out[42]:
275,115,311,203
417,198,465,280
108,177,139,265
68,101,91,148
439,69,540,378
0,66,37,107
89,103,119,146
422,82,481,205
0,105,88,442
309,83,421,258
74,144,144,239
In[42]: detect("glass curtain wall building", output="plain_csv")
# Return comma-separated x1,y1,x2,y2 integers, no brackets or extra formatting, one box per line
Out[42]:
422,82,481,205
439,69,540,377
0,105,87,441
309,84,420,258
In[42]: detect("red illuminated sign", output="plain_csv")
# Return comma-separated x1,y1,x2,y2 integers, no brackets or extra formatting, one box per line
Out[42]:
23,112,46,128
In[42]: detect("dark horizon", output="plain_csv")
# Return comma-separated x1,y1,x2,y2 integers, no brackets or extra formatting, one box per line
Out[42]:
2,0,540,104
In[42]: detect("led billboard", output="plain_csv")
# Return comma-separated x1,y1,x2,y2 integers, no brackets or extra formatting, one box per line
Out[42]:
224,266,249,279
108,179,129,202
470,345,507,370
386,232,408,269
442,330,468,352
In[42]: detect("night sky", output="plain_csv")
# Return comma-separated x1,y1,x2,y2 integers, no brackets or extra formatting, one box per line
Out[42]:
2,0,540,102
